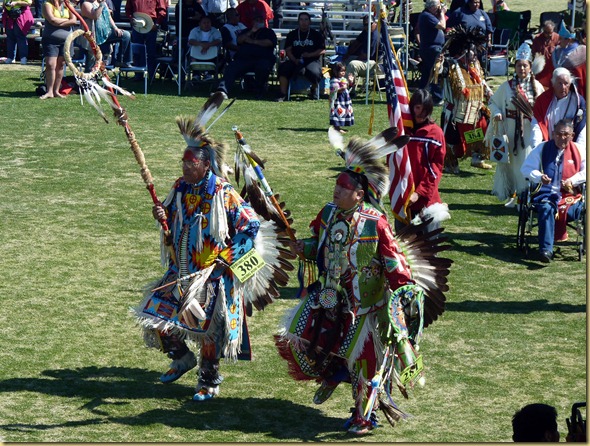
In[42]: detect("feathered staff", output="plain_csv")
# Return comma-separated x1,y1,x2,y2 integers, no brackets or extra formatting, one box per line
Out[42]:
364,342,392,420
233,126,299,251
62,0,173,258
233,127,316,297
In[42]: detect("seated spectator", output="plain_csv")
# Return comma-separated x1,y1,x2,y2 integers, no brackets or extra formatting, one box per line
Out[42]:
520,119,586,263
188,15,222,78
275,12,325,102
126,0,167,81
221,8,247,63
175,0,206,52
552,22,586,100
531,67,586,149
216,14,277,98
531,20,560,90
512,403,560,441
342,15,379,97
236,0,273,29
80,0,132,70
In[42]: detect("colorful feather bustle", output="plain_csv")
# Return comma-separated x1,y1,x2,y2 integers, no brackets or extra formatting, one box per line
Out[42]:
395,219,453,328
240,220,296,316
445,25,487,58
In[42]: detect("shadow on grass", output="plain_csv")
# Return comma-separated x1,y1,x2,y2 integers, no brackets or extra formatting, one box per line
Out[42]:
0,89,42,99
446,229,584,266
276,127,329,133
0,366,346,441
447,202,519,216
446,299,586,314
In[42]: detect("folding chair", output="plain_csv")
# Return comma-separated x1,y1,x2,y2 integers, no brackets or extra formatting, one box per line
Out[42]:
539,11,564,32
487,28,510,76
287,74,320,101
519,10,532,42
185,46,221,90
116,43,149,96
494,10,521,52
152,31,184,86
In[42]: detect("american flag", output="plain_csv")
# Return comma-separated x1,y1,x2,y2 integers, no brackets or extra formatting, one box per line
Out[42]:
379,19,414,223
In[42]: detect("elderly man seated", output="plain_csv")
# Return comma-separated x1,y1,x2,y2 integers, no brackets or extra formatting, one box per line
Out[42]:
521,119,586,263
531,67,586,149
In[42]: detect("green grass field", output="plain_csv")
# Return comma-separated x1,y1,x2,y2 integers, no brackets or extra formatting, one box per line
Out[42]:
0,0,586,442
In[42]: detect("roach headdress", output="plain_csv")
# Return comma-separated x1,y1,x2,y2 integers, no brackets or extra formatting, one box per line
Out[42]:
445,25,487,59
176,92,229,179
329,126,410,209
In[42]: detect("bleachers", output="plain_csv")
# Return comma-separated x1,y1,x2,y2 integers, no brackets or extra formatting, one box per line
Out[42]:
1,0,406,93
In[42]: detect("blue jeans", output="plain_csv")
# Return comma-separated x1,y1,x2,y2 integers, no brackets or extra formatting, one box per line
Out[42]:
6,24,28,60
534,200,584,254
220,57,274,94
131,29,158,79
85,29,132,71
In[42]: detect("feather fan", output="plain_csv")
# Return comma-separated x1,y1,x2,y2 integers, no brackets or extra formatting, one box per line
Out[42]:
511,91,534,120
395,219,453,328
240,220,297,316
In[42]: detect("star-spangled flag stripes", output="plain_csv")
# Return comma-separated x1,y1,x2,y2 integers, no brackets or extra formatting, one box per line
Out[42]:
378,18,414,223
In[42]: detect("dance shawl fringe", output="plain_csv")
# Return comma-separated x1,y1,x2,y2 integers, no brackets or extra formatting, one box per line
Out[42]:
131,275,242,359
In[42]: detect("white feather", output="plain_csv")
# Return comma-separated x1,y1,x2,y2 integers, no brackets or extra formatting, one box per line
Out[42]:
417,202,451,225
532,53,545,76
374,142,403,159
328,126,344,150
101,75,136,99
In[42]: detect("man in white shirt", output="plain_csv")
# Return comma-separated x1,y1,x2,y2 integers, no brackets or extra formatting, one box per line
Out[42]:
530,67,586,149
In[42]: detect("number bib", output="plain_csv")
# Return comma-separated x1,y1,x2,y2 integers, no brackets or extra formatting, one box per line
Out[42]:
399,354,424,385
230,248,266,282
463,127,484,144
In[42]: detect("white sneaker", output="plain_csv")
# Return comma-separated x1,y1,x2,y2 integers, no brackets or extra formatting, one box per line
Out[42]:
20,57,27,65
504,197,517,208
5,59,14,64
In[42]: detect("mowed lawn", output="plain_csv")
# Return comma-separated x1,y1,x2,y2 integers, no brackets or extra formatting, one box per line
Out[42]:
0,0,585,441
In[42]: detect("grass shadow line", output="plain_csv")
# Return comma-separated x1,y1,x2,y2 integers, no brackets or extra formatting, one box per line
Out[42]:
0,366,343,440
446,299,586,314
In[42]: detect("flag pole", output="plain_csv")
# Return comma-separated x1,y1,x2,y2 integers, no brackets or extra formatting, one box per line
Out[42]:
364,0,372,105
178,0,183,96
